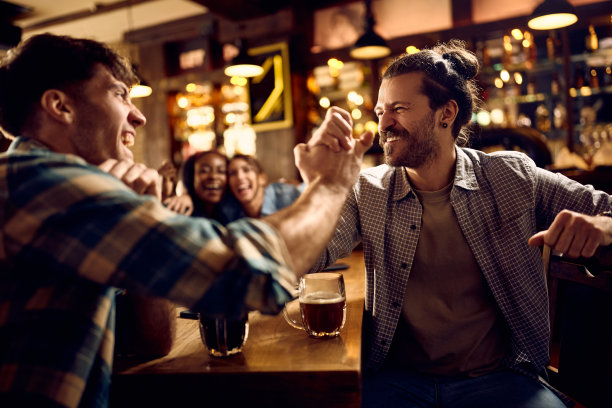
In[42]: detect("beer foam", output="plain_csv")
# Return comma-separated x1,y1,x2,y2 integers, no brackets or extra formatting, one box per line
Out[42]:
301,291,345,304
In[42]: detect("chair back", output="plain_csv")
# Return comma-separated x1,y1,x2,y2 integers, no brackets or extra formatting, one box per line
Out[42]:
543,245,612,407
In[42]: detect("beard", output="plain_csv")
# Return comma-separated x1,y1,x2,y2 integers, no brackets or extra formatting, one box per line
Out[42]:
379,111,439,168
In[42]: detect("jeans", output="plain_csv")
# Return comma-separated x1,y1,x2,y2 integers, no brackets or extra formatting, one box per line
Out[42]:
362,368,567,408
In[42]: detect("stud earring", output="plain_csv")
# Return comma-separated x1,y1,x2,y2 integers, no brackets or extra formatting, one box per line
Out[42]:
442,123,448,128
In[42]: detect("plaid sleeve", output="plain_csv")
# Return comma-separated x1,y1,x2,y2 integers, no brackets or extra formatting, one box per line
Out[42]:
2,153,295,317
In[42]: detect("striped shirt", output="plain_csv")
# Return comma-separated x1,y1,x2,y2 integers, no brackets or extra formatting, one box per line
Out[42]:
310,146,612,378
0,137,295,407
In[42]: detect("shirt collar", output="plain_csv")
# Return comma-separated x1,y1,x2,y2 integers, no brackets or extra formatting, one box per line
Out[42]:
9,136,52,154
453,146,480,191
8,136,88,166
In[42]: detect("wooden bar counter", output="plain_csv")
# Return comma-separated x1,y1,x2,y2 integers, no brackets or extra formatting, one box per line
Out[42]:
111,250,365,407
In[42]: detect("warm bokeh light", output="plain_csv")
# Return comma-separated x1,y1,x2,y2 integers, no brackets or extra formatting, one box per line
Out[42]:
500,70,510,82
319,97,331,109
347,91,364,105
364,121,378,134
405,45,420,54
177,96,189,109
186,83,197,92
503,36,513,53
490,108,505,125
511,29,523,40
351,108,362,120
476,111,491,127
522,39,531,48
494,78,504,88
230,76,248,86
514,72,523,85
580,86,592,96
327,58,344,69
225,112,236,124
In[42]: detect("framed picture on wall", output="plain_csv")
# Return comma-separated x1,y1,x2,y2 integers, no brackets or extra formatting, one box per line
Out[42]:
248,42,293,132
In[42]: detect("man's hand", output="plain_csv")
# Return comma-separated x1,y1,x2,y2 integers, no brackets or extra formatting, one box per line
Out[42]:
164,194,194,216
310,107,355,152
528,209,612,258
98,159,162,200
295,130,374,187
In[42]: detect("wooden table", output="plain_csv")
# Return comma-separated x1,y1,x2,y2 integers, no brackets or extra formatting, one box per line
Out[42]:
111,250,365,408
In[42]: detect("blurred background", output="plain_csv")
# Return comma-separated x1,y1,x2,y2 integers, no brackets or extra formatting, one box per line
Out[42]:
1,0,611,185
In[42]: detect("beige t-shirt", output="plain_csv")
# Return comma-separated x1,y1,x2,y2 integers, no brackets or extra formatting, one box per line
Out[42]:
384,181,509,377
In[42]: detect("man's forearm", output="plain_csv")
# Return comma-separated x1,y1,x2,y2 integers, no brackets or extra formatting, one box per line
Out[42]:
263,177,350,276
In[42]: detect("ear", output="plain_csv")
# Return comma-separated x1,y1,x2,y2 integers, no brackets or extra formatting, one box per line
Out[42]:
440,99,459,127
39,89,76,125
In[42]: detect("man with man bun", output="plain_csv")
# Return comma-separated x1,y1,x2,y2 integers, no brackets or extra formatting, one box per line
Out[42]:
310,39,612,407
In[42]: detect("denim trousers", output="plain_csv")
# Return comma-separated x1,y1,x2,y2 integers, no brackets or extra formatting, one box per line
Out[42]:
362,368,567,408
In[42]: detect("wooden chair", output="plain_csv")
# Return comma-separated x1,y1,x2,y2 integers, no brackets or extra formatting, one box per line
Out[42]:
542,245,612,408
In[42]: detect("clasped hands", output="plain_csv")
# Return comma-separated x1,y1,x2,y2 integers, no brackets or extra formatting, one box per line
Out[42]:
294,107,373,189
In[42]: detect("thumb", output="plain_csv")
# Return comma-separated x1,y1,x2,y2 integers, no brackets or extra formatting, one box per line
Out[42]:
293,143,309,166
354,131,374,157
528,230,546,247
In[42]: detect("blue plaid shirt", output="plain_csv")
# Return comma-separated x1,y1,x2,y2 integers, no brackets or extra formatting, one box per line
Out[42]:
310,147,612,378
0,137,295,407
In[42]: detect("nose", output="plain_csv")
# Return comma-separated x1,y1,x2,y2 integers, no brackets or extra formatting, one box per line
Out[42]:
129,106,147,128
378,111,395,133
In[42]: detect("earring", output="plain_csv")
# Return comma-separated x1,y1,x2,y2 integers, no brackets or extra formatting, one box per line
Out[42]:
442,123,448,128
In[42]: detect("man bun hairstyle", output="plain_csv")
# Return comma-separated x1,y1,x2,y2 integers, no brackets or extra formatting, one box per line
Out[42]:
383,39,482,145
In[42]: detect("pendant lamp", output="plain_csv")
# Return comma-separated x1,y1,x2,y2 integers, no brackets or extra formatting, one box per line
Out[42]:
130,64,152,98
224,39,264,78
350,0,391,60
528,0,578,30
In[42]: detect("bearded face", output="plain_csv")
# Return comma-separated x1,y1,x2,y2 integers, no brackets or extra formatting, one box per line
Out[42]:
379,110,440,169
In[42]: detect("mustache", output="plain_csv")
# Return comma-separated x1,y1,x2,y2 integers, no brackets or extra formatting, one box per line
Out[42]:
379,128,409,147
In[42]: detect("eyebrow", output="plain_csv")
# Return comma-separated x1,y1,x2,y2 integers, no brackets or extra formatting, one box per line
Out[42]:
375,101,414,110
110,82,129,94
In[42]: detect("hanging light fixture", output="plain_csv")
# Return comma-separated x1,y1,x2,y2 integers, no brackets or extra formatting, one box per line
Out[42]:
350,0,391,60
527,0,578,30
130,64,152,98
125,1,152,98
224,39,264,78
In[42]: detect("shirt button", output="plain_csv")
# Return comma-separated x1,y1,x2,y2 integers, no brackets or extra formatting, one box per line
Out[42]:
410,225,416,230
401,262,408,269
392,301,401,308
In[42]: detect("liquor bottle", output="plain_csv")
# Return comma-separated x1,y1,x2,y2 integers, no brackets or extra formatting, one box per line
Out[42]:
586,25,598,52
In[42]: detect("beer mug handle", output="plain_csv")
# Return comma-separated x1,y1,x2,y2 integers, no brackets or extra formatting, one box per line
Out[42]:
282,300,304,331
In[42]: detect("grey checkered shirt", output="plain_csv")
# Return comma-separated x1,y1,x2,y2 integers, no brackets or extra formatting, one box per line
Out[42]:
310,146,612,376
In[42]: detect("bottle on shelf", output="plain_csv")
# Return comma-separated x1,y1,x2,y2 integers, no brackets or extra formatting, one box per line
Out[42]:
585,25,598,52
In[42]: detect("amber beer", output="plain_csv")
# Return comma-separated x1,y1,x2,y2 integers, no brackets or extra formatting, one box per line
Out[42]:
299,291,346,337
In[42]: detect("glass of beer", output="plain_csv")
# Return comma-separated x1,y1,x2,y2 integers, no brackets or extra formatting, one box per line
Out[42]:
283,272,346,338
198,313,249,357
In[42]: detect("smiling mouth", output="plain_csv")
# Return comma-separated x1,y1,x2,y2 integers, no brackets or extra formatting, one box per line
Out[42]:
237,184,251,193
203,182,223,192
121,133,135,147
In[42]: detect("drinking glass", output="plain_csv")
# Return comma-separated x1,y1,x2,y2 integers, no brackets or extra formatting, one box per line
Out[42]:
283,272,346,338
